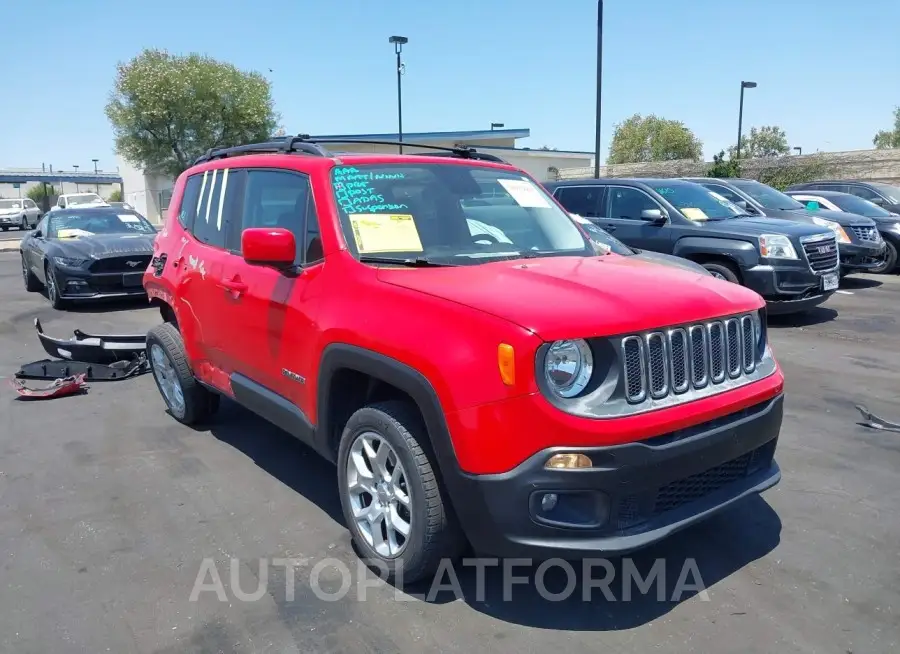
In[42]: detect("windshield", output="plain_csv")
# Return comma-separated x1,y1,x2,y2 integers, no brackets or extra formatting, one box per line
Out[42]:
651,181,744,221
330,164,592,265
0,200,23,210
570,214,634,255
871,183,900,205
730,179,805,210
66,194,104,206
816,194,894,217
47,211,156,238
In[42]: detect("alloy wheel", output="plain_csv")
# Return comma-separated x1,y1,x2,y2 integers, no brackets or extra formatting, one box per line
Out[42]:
46,268,58,303
346,432,412,557
150,343,186,415
21,257,27,287
709,270,726,280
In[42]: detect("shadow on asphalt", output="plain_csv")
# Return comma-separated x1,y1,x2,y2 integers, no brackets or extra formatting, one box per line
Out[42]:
206,399,345,526
767,306,837,329
840,276,884,290
204,399,781,631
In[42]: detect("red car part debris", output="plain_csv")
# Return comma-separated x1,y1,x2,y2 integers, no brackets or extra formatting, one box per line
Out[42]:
11,374,88,400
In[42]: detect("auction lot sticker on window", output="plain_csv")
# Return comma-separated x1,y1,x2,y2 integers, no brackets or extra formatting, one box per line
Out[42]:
497,179,551,208
348,214,423,253
682,208,709,221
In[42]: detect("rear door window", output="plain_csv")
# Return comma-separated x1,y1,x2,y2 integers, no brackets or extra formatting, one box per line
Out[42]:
555,186,604,218
191,169,234,249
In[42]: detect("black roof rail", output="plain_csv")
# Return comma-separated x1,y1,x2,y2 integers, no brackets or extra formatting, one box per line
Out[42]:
308,138,509,163
192,136,332,165
191,135,509,166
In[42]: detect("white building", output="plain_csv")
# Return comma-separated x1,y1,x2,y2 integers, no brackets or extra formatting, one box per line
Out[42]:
118,128,593,223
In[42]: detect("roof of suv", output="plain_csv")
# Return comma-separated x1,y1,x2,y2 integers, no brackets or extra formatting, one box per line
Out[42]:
545,177,701,188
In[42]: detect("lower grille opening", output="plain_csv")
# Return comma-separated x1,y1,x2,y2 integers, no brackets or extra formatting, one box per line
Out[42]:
614,439,777,531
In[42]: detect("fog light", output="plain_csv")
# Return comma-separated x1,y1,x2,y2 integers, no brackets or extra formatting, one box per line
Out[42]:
545,453,593,469
540,493,558,512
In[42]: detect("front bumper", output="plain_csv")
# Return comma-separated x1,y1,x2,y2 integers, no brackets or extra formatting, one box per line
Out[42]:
742,259,837,315
0,214,21,226
448,394,783,559
53,266,147,300
840,241,886,273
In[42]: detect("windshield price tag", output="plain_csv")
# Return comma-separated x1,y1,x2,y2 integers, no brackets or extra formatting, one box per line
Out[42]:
348,214,423,253
117,214,140,223
497,179,551,208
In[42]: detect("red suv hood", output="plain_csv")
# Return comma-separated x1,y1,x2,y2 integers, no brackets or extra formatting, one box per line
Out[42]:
377,255,765,341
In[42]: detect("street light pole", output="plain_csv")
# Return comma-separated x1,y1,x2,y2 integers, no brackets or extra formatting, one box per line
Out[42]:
389,36,408,154
593,0,603,178
490,122,504,131
73,165,80,192
736,80,757,159
793,146,802,155
92,159,99,193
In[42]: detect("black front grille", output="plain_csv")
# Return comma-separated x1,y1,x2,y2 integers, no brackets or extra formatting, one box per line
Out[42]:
89,255,152,273
614,439,777,531
850,225,880,242
802,235,839,272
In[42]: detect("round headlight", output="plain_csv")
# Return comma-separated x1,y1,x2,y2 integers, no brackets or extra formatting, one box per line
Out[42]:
544,339,593,398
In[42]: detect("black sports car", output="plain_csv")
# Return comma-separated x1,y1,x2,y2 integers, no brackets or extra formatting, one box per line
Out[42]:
19,207,157,309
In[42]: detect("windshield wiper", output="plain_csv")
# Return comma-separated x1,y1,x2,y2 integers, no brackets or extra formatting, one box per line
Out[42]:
358,255,457,267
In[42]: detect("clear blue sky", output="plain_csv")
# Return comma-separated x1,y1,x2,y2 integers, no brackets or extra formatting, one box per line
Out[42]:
2,0,898,171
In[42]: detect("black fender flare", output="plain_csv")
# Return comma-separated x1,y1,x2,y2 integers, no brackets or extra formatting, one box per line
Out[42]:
316,343,459,464
673,236,759,270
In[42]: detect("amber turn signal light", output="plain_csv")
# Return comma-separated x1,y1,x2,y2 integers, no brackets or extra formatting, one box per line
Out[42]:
498,343,515,386
545,453,593,469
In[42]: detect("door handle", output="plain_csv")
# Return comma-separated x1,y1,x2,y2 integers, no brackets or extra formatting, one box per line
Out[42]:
218,277,248,296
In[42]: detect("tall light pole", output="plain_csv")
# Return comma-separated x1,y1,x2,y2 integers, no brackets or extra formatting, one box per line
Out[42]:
736,80,757,159
490,122,504,131
92,159,100,193
793,146,802,155
389,35,408,154
593,0,603,178
73,165,80,192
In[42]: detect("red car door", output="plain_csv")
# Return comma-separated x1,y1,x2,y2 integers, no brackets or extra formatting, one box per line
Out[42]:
216,168,326,416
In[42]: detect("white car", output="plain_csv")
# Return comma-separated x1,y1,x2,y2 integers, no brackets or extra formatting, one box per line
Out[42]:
0,198,41,231
56,192,110,210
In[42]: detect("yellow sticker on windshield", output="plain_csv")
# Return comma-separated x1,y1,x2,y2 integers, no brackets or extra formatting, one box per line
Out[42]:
56,228,95,239
348,214,423,253
682,208,709,221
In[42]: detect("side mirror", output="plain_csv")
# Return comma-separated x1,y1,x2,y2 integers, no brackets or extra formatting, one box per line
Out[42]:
640,208,667,223
805,201,820,211
870,196,885,206
734,199,749,209
241,227,296,267
33,229,42,238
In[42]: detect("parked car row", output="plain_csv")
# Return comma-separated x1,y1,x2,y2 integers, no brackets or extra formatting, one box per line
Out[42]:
545,176,900,316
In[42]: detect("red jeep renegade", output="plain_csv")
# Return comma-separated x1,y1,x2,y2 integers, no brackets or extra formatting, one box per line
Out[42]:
144,136,784,582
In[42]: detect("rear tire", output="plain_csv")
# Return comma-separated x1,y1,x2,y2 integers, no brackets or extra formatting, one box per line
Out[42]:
22,255,40,292
337,401,465,584
870,239,898,275
146,322,220,425
702,261,740,283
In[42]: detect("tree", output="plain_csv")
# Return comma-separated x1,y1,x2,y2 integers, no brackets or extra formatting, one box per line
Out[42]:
107,188,123,202
105,49,279,178
607,114,703,164
706,151,741,178
729,125,790,159
27,184,57,203
873,107,900,149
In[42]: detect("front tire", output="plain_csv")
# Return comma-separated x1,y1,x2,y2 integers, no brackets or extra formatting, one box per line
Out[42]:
337,401,465,584
44,262,67,309
20,216,28,230
146,322,220,425
702,261,741,283
870,239,898,275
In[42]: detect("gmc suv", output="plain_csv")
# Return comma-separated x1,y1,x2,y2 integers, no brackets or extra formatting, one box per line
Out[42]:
144,137,785,582
546,178,839,315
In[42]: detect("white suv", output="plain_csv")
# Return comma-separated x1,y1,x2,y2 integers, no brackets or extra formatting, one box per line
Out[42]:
0,198,41,231
56,192,110,210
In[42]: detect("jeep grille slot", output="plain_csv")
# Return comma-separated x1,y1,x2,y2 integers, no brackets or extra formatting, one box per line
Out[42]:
622,336,646,403
622,313,761,405
668,329,689,394
646,333,668,399
740,315,756,373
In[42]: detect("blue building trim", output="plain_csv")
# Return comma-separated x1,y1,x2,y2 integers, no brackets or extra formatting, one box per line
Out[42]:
305,128,530,142
0,172,123,184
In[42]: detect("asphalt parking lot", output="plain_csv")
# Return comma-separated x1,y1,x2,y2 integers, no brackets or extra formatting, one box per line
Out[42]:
0,250,898,654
